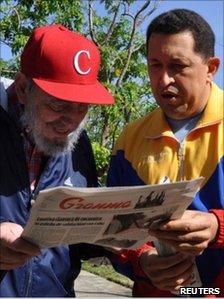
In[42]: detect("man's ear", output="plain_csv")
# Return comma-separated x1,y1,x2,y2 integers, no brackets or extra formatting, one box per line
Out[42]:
206,57,220,82
14,72,29,104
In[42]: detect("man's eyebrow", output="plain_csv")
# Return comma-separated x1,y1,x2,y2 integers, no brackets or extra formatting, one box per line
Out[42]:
148,57,190,63
46,99,69,106
171,57,189,62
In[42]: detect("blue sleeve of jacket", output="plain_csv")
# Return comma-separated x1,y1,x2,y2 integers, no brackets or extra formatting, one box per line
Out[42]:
107,151,145,187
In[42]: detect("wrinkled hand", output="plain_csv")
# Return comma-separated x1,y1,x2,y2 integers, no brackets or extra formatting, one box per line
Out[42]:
140,248,194,292
149,210,218,255
0,222,41,270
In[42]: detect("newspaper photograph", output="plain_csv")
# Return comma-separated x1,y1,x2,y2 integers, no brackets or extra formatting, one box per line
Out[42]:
22,177,204,250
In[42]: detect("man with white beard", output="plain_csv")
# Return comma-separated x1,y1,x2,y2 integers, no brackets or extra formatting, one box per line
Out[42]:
0,24,117,297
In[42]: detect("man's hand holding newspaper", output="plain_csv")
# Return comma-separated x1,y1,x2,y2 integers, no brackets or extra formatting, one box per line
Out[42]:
139,209,219,293
140,247,194,292
149,210,219,255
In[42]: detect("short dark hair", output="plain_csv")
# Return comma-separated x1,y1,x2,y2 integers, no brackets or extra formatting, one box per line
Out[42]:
146,9,215,60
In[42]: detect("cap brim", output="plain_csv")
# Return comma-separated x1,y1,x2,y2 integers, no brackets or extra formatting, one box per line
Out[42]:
32,78,114,104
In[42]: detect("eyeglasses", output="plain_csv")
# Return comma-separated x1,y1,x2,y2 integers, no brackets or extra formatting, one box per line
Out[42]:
46,99,88,113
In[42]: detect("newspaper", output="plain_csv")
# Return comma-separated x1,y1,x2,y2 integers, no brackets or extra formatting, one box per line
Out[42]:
23,177,204,251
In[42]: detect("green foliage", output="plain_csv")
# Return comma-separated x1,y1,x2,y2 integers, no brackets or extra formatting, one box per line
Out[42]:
0,57,19,78
92,142,110,185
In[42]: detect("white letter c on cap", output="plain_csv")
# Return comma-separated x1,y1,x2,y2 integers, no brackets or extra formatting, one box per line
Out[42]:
74,50,91,75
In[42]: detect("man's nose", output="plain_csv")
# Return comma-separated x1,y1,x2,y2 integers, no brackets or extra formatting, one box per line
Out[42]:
159,69,175,86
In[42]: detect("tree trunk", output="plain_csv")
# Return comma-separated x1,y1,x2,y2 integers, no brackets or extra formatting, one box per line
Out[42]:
101,117,110,147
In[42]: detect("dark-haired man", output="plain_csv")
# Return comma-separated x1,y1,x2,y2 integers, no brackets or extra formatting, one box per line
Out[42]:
108,9,223,296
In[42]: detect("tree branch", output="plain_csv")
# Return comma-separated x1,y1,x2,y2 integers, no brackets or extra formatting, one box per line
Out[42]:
116,0,160,87
102,2,121,45
1,68,17,75
122,12,135,21
88,0,98,45
111,119,121,149
115,23,136,87
135,0,152,20
132,43,144,54
141,0,162,23
121,0,152,24
12,8,21,30
0,40,13,48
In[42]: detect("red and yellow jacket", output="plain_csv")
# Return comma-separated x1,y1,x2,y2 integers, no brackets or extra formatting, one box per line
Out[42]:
108,83,224,296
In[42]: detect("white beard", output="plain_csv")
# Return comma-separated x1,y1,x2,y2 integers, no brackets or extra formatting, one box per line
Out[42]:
21,100,88,156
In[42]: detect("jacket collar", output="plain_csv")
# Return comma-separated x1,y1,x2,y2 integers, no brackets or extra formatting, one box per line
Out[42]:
145,82,223,139
145,108,174,139
196,83,223,127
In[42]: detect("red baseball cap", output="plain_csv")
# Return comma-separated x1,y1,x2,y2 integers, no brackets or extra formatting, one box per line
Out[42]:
20,24,114,104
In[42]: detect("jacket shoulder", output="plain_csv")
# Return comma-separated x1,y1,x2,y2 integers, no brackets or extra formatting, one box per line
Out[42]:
113,108,160,152
71,130,98,187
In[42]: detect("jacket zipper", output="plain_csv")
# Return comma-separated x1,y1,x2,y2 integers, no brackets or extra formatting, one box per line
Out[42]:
24,187,35,296
25,260,33,297
176,120,221,182
177,141,185,181
24,159,51,296
175,119,218,182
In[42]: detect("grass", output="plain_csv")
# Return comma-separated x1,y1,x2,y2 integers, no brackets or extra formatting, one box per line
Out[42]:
82,260,133,289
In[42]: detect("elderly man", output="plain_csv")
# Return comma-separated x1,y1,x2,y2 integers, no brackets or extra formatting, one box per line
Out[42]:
108,9,223,297
0,24,122,297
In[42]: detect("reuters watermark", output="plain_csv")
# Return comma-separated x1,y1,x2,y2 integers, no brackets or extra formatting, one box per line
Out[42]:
179,287,220,296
